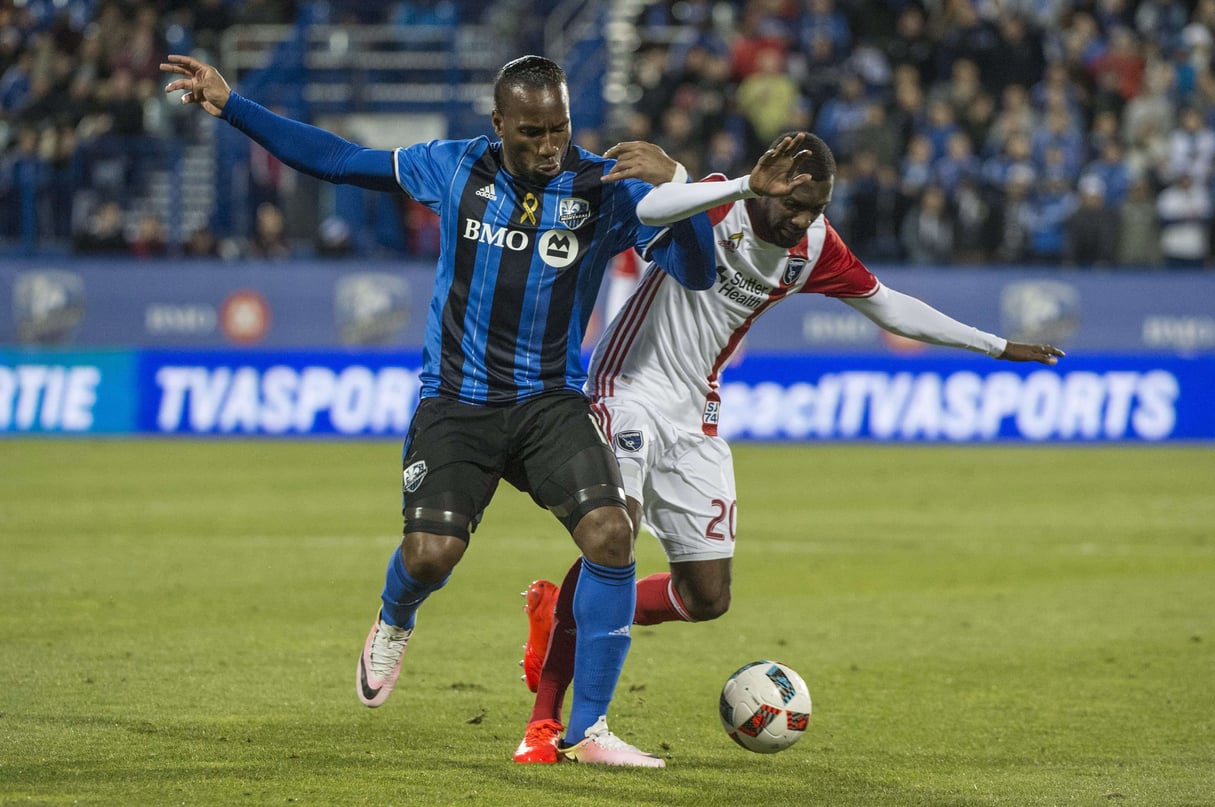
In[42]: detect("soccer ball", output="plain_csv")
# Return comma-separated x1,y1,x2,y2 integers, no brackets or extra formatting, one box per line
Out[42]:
719,660,812,753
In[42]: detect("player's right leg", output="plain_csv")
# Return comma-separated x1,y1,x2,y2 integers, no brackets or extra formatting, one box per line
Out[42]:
517,393,663,766
357,398,503,708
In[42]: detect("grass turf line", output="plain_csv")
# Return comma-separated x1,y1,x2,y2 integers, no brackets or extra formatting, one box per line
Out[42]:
1,440,1212,805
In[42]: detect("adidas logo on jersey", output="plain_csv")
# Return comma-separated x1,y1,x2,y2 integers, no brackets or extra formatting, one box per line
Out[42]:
476,184,497,200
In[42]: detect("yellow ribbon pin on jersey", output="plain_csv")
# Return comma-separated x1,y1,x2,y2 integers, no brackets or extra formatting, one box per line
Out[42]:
520,192,539,225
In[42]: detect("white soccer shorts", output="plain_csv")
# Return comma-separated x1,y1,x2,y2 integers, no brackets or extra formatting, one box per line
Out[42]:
597,396,738,563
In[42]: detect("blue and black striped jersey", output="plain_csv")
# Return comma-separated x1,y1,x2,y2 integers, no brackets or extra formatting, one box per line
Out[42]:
395,138,668,406
219,92,714,405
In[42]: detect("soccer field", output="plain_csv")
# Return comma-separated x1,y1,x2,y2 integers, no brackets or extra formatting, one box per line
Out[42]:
1,439,1212,806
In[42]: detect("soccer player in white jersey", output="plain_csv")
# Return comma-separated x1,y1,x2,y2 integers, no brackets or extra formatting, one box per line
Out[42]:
512,133,1066,764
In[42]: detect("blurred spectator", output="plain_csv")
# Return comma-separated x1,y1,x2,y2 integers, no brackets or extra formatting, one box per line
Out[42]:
73,200,129,254
1024,173,1079,262
735,47,805,146
897,133,935,221
245,202,292,259
316,215,355,258
933,131,980,196
851,101,900,171
1134,0,1189,51
990,165,1035,262
654,104,703,179
812,72,869,159
1118,175,1164,265
1086,109,1122,161
952,177,994,263
959,90,996,157
797,0,851,63
1156,171,1213,267
984,12,1046,96
928,57,983,123
984,84,1036,156
935,0,999,81
885,66,925,152
1081,138,1133,207
1163,106,1215,185
919,97,960,161
191,0,234,54
881,4,934,85
130,213,168,258
981,130,1036,194
0,126,45,240
1089,26,1146,102
249,137,290,212
1122,60,1176,148
1030,62,1084,119
183,225,221,258
704,129,747,177
900,185,954,264
1067,175,1119,266
99,68,145,137
44,125,80,240
1124,116,1171,184
110,5,163,83
729,5,791,81
1031,106,1085,179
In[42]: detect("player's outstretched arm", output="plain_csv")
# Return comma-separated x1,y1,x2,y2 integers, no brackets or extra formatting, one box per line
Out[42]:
161,54,231,117
847,286,1067,366
162,53,397,191
998,342,1066,365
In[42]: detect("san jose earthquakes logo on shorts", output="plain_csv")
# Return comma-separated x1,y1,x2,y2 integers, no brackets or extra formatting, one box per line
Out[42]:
558,197,591,230
402,460,428,493
615,431,643,452
782,256,808,286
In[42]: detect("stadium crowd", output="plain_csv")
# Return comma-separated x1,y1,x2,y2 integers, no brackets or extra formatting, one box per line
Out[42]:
1,0,1213,267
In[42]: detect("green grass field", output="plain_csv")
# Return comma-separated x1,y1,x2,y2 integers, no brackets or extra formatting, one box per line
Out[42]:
1,440,1212,806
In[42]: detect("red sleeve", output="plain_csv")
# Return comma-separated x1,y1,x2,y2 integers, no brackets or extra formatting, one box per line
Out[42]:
799,218,879,298
697,173,734,226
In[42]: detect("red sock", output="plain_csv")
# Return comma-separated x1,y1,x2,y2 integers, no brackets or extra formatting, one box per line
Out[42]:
528,567,695,725
528,558,582,725
634,572,694,625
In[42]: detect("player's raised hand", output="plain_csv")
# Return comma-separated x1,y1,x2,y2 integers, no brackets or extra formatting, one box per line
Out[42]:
748,134,815,197
998,342,1067,365
161,54,232,117
602,141,681,185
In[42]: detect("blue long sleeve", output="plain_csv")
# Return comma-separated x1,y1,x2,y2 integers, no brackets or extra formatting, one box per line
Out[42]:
642,214,717,290
220,92,401,192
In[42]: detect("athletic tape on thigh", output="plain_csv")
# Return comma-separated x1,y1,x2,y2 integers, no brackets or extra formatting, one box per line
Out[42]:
547,483,626,519
405,506,472,535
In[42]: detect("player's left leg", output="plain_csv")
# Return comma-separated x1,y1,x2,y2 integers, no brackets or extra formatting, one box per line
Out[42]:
638,556,733,623
635,425,738,623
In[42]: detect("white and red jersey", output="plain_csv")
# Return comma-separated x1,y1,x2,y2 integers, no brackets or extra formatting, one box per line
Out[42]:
587,179,878,435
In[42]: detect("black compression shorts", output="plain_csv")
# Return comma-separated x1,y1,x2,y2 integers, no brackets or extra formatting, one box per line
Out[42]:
399,390,626,541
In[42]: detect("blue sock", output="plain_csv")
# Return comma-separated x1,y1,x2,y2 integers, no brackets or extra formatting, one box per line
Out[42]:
379,546,448,629
566,557,636,740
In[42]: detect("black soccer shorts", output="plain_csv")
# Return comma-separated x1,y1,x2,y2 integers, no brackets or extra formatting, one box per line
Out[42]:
399,390,626,541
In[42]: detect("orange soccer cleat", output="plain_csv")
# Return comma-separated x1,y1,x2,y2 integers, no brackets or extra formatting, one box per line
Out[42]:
519,579,559,692
512,718,564,764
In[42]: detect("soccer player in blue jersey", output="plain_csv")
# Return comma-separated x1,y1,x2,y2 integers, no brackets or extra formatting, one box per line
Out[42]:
162,52,714,768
